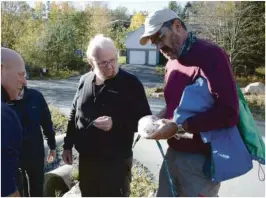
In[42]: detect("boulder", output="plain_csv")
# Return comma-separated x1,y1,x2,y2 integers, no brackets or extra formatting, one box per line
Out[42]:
244,82,265,94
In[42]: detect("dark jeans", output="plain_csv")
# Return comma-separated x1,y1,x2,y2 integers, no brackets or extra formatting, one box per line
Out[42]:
17,158,45,197
79,155,132,197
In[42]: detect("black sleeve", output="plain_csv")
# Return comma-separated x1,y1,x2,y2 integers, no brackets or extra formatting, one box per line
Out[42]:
63,76,84,150
40,94,56,150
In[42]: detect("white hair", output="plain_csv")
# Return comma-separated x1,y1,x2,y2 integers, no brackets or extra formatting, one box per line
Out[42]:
86,34,117,65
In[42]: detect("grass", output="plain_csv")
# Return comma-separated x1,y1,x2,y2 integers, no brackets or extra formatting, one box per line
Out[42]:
236,75,265,87
49,105,68,134
145,86,164,98
118,56,126,65
130,164,158,197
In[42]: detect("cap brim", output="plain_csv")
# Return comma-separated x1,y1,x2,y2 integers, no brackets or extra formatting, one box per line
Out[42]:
139,24,163,45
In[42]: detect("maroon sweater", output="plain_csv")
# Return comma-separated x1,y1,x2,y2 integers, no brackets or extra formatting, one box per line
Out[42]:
164,39,239,156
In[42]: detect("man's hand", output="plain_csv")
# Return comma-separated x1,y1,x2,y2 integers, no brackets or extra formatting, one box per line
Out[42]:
47,149,56,164
62,150,73,165
8,190,20,197
146,119,178,140
93,116,113,131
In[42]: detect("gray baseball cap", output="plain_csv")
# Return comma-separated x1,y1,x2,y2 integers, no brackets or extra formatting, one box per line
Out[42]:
139,8,180,45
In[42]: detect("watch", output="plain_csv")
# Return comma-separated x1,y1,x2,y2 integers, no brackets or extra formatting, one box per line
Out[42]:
177,124,186,135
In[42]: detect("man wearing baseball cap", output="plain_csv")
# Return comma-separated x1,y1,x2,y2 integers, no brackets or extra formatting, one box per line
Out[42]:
140,9,239,197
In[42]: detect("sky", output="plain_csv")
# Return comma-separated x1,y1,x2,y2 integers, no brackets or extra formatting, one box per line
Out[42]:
27,1,187,14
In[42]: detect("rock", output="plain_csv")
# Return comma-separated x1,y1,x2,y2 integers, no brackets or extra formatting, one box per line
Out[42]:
63,182,81,197
244,82,265,94
43,165,74,197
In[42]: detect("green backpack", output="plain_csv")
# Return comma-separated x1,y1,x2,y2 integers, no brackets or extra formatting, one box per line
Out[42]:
236,85,265,164
208,85,264,180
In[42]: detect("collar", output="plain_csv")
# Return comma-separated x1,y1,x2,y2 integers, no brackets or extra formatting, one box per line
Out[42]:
179,32,197,58
92,68,122,86
1,85,10,103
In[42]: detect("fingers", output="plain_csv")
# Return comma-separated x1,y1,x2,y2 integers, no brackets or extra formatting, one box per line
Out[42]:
47,155,54,163
93,116,112,131
63,152,72,165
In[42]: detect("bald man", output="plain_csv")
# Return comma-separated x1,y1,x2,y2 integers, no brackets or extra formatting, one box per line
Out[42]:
1,47,26,197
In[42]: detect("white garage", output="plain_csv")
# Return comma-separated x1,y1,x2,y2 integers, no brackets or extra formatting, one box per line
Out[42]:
129,50,146,64
125,25,160,66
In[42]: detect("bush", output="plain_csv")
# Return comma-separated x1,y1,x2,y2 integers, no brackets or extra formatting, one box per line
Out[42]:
154,65,165,78
118,56,126,65
49,106,68,134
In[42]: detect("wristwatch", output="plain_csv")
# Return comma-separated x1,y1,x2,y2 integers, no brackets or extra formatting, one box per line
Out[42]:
177,124,186,134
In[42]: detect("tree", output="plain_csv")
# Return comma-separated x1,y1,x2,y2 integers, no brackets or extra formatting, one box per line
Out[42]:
85,2,111,36
49,2,62,22
233,1,265,75
109,25,128,51
34,1,46,19
168,1,183,17
186,1,265,76
109,6,130,22
129,12,145,31
1,1,33,48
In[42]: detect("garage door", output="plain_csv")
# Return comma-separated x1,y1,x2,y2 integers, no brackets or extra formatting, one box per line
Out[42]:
148,51,157,65
129,50,146,65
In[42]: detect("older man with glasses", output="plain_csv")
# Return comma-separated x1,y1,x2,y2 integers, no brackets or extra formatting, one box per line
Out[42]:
139,9,239,197
62,34,151,197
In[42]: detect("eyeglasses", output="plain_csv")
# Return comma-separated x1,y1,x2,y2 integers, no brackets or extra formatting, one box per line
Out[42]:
150,20,173,46
150,27,169,45
97,58,118,68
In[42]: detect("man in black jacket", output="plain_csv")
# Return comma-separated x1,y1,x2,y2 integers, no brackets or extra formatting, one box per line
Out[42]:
9,86,56,197
62,34,152,197
1,47,26,197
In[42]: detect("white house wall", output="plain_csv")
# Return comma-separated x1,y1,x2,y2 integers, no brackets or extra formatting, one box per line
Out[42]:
125,26,156,50
126,25,159,65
